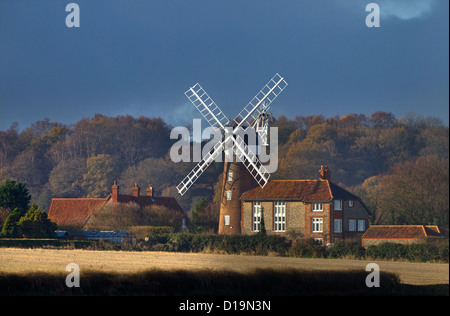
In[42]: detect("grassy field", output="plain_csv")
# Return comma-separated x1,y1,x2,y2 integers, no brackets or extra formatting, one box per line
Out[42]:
0,248,448,295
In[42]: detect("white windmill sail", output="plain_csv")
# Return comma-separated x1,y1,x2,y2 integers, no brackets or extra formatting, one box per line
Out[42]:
228,74,287,186
176,74,287,196
232,73,287,129
185,83,230,129
232,135,271,188
176,139,225,196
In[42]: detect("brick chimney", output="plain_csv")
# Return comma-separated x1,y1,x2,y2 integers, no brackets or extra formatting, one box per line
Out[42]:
319,165,331,181
132,183,140,197
112,180,119,203
146,185,154,197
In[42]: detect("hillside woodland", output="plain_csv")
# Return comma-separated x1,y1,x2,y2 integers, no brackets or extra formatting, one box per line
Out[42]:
0,112,448,229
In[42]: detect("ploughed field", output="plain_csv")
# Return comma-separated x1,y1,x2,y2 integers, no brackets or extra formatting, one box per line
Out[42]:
1,248,448,286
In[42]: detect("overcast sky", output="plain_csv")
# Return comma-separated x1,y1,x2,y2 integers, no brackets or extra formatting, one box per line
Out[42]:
0,0,448,130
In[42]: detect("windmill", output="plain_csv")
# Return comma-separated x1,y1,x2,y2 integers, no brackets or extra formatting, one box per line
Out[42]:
176,74,288,234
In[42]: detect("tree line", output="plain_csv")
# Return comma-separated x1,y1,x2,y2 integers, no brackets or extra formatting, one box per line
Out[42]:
0,111,448,229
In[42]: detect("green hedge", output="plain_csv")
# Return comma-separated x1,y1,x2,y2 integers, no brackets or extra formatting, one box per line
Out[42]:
365,239,449,262
0,238,94,249
327,240,366,259
1,234,448,263
141,233,290,255
169,233,291,255
141,234,449,262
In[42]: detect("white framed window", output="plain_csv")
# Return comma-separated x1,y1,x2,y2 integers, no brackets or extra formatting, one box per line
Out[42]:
334,219,342,233
274,201,286,232
252,201,261,232
358,220,366,232
348,200,354,207
224,215,230,226
312,218,323,233
312,203,323,212
334,200,342,210
226,190,232,200
349,219,357,232
227,172,233,182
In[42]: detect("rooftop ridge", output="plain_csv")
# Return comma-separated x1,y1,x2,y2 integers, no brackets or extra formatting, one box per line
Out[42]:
269,179,324,181
51,197,108,200
367,225,431,227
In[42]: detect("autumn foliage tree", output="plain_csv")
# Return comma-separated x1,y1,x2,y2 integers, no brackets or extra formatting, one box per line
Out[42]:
85,202,185,231
82,154,121,198
0,111,447,230
364,155,449,227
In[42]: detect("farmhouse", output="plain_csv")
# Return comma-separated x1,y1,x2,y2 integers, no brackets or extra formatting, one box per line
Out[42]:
48,181,185,229
239,166,372,244
361,225,445,247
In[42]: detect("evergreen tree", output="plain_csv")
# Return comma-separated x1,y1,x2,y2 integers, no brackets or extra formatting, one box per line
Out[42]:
1,208,21,237
17,203,57,238
0,179,31,214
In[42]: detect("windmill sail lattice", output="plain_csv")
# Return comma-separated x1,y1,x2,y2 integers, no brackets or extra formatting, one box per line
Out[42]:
232,135,271,187
176,139,224,196
177,74,287,196
185,83,230,129
232,73,287,128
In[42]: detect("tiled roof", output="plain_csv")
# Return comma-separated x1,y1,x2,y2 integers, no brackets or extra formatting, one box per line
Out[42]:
48,198,108,227
240,179,332,202
48,194,184,228
240,179,372,215
362,225,443,239
112,194,184,212
240,180,332,201
328,182,360,201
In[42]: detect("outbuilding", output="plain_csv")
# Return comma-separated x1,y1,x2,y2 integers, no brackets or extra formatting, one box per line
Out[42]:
361,225,444,247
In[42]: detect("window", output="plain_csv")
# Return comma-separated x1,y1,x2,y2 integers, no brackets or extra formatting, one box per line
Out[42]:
358,220,366,232
224,215,230,226
348,200,354,207
312,203,323,212
312,218,323,233
334,219,342,233
252,201,262,232
226,190,232,200
349,219,357,232
313,238,323,245
334,200,342,210
227,172,233,182
274,201,286,232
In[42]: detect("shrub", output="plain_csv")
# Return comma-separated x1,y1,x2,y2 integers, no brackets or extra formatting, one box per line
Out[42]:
16,203,57,238
436,240,449,263
367,242,408,260
163,233,290,255
365,240,449,263
328,241,366,259
0,238,93,249
289,239,326,258
130,226,174,240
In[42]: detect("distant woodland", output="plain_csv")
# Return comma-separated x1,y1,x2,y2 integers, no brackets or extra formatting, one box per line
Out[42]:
0,111,448,228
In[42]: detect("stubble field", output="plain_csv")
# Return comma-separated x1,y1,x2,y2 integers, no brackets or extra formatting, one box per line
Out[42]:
1,248,448,286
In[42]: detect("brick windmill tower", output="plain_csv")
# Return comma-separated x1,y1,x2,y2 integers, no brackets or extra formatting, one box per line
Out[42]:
176,74,288,234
